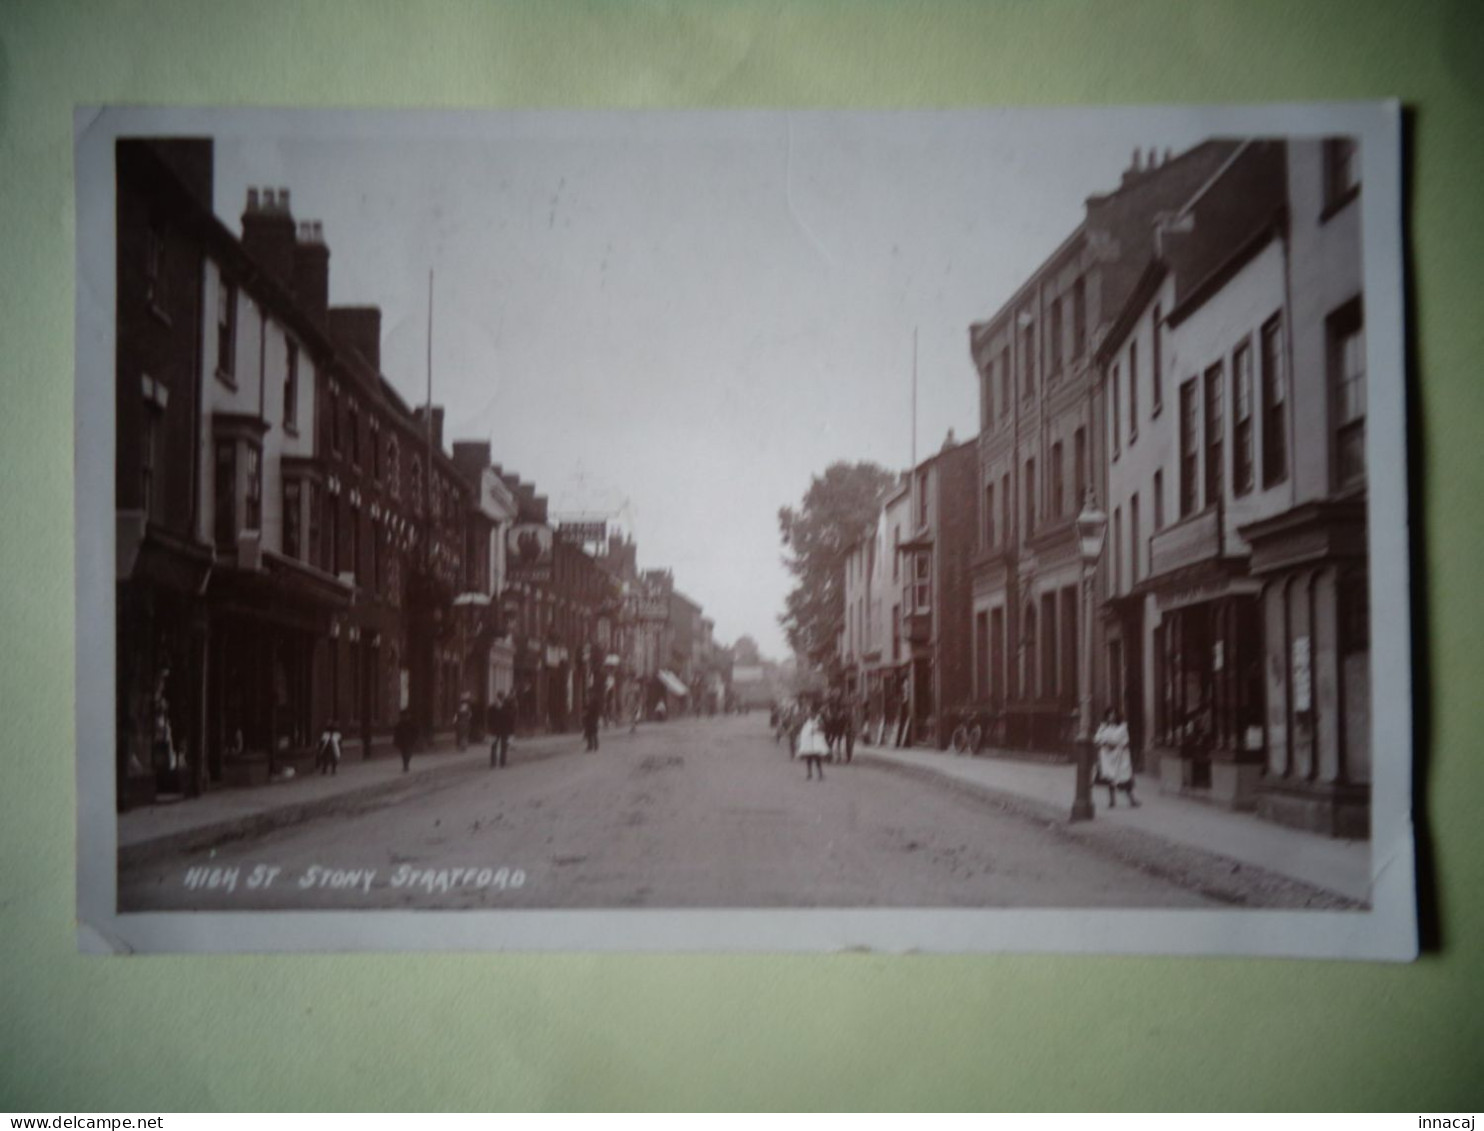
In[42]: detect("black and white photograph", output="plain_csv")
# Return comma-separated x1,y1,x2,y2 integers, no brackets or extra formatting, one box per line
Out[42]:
74,104,1415,957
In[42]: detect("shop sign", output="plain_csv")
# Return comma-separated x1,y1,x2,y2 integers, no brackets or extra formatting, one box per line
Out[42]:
557,521,606,545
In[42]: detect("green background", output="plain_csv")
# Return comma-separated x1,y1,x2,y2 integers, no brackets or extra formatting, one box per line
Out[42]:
2,0,1481,1111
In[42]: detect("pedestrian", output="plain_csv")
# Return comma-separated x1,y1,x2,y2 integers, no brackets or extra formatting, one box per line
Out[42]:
393,709,417,774
583,685,602,752
1094,707,1139,808
315,718,343,776
487,692,513,769
454,697,472,751
796,703,829,781
841,695,857,764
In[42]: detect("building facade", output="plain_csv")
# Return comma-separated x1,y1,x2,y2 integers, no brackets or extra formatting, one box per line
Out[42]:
968,143,1240,757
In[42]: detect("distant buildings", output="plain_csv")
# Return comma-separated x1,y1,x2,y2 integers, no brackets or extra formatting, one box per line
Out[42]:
838,138,1370,836
114,138,735,808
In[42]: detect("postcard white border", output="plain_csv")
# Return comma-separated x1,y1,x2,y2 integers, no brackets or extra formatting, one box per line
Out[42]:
75,102,1416,958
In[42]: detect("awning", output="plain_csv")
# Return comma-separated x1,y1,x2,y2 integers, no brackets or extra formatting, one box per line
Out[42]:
658,669,689,697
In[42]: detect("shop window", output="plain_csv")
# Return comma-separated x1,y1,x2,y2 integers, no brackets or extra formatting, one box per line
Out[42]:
214,442,236,549
1023,603,1038,700
1330,299,1366,491
307,482,322,568
1041,591,1058,698
244,446,261,532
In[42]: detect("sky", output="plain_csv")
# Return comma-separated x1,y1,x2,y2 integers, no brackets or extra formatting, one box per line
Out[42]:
201,109,1212,660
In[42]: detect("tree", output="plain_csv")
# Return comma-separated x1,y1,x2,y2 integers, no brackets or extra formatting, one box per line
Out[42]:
778,461,899,668
731,635,762,666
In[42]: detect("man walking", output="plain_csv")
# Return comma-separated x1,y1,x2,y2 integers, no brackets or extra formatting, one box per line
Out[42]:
393,708,417,774
487,692,513,769
583,684,602,752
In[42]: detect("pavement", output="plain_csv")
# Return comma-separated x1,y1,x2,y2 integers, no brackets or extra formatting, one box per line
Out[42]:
116,727,584,862
116,716,1371,906
854,740,1371,904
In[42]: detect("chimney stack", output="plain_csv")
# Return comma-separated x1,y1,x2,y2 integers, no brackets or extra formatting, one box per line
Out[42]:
241,184,297,286
293,220,330,326
329,306,382,373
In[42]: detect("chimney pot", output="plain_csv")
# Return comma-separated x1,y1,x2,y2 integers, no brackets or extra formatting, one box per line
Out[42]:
247,187,260,210
279,187,291,212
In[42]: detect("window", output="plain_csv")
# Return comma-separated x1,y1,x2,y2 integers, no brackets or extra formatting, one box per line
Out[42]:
1130,493,1141,585
1021,319,1036,400
1151,304,1163,414
1050,441,1064,519
982,362,994,431
912,553,931,613
1204,363,1225,507
1050,299,1064,376
1024,458,1036,537
1128,339,1139,445
284,341,299,431
1261,315,1288,487
1113,507,1122,594
917,474,929,529
388,437,400,499
1324,137,1360,211
371,420,382,481
410,457,423,514
349,506,360,582
1001,473,1010,546
283,480,302,559
216,277,236,380
1331,300,1366,490
145,220,167,311
1072,277,1087,358
329,386,340,455
349,405,360,467
1073,428,1087,510
214,441,236,549
141,400,162,520
1153,469,1165,532
999,346,1011,419
244,446,262,532
307,483,321,568
1179,379,1199,517
984,481,996,549
892,528,900,581
1233,339,1255,496
1111,363,1121,459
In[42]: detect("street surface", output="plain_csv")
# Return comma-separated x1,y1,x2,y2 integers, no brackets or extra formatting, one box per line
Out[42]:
120,713,1217,910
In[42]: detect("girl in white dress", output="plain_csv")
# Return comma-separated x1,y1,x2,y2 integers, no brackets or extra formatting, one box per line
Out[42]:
1093,708,1139,809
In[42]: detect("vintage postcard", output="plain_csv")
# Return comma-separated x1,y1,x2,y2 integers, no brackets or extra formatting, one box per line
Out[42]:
75,103,1416,957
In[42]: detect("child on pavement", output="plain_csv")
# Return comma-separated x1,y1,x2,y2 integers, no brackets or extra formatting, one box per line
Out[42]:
796,703,829,781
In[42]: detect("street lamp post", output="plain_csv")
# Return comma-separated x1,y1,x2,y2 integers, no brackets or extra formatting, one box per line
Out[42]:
1071,491,1108,823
